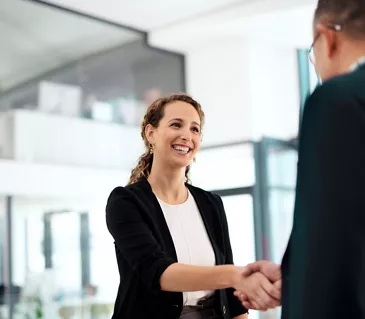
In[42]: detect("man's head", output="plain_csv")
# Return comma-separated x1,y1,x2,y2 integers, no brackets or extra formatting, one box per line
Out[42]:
310,0,365,81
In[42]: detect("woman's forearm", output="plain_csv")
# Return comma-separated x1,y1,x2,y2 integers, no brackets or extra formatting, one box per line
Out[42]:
160,263,242,292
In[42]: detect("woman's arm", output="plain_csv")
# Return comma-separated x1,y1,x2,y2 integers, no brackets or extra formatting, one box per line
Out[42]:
160,263,243,292
233,314,248,319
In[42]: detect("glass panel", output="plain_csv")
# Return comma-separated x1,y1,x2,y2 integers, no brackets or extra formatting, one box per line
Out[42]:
0,0,184,127
221,194,258,319
258,141,298,319
51,213,82,301
89,207,119,306
10,198,114,319
268,190,295,264
266,145,297,264
0,197,9,318
267,147,297,188
221,195,255,266
191,144,255,190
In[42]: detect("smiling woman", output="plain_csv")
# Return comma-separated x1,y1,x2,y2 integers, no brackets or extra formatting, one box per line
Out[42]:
128,94,205,185
105,93,282,319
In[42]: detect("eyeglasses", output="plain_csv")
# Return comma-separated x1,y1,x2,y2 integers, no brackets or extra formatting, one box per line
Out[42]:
308,24,342,65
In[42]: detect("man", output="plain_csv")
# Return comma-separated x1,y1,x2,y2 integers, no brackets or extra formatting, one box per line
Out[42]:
238,0,365,317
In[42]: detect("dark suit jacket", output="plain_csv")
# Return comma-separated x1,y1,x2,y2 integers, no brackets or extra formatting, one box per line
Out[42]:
281,64,365,318
106,177,247,319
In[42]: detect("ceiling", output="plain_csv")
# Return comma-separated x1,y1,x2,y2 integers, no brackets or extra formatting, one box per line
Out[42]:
221,4,317,47
42,0,316,51
1,0,317,93
0,0,140,92
149,3,317,52
41,0,249,30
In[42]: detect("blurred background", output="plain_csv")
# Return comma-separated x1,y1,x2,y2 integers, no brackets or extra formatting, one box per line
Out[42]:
0,0,319,318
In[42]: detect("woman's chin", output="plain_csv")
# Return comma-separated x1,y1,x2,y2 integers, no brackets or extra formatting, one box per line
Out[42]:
170,158,192,169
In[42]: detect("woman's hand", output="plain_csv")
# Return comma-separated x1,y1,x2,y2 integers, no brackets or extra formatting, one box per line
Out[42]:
233,271,281,311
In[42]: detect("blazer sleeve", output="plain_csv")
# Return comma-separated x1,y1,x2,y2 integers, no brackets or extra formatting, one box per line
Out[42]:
285,82,365,318
106,187,176,293
215,194,249,317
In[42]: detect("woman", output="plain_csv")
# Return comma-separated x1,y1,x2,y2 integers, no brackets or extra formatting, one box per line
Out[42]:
106,94,280,319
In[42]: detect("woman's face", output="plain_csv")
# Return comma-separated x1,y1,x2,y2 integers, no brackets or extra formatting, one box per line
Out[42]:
146,101,202,170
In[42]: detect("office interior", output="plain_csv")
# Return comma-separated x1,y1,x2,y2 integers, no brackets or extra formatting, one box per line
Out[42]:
0,0,319,318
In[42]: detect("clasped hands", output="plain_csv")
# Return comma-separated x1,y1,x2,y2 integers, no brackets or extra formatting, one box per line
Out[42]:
233,261,282,311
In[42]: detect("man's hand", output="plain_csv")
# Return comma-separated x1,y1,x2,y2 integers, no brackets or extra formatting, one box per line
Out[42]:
243,261,281,282
232,266,281,311
234,261,282,310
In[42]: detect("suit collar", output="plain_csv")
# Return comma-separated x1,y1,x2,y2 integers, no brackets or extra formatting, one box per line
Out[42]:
349,55,365,72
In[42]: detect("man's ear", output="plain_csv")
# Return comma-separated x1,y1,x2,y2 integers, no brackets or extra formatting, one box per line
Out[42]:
319,25,338,59
145,124,155,145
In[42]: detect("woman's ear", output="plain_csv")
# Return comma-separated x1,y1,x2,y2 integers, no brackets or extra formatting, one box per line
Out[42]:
145,124,155,145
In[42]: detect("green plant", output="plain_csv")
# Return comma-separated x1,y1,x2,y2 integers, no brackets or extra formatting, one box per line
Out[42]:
34,297,43,319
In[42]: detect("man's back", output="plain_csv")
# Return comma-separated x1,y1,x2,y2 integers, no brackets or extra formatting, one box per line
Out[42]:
281,64,365,318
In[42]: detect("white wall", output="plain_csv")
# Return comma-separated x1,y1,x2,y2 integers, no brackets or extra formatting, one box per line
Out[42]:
0,111,13,159
186,38,254,145
0,159,129,198
0,109,143,170
186,37,300,146
247,41,300,139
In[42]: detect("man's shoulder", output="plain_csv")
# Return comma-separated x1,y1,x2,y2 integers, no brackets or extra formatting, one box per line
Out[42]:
309,69,365,105
305,70,365,118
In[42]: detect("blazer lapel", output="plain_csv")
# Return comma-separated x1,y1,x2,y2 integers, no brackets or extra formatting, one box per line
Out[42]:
187,185,223,265
139,178,178,261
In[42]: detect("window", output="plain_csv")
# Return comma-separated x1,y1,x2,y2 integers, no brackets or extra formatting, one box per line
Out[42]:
190,144,255,191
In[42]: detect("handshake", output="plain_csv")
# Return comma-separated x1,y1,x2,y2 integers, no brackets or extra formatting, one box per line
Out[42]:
233,260,282,311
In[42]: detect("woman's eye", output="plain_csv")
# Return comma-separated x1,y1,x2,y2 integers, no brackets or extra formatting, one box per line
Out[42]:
192,127,200,133
171,123,180,128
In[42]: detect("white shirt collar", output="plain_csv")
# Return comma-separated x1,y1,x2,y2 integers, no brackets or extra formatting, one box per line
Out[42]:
349,56,365,71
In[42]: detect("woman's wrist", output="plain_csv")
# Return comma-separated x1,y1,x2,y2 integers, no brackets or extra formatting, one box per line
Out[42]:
221,265,245,289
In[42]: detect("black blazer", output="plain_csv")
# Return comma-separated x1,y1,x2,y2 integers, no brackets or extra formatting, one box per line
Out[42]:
106,177,248,319
281,64,365,318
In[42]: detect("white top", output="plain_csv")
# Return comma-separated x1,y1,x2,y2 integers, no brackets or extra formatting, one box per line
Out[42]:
157,191,215,305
